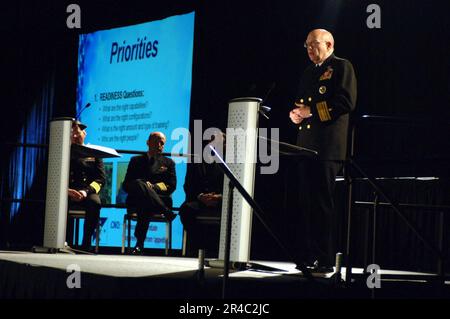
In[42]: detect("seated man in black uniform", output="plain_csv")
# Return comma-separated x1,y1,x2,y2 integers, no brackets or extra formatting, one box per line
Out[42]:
123,132,176,255
67,120,106,251
179,132,225,257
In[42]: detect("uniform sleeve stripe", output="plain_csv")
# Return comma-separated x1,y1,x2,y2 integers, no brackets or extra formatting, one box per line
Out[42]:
316,101,331,122
316,102,326,121
156,182,168,192
317,108,323,121
89,181,102,194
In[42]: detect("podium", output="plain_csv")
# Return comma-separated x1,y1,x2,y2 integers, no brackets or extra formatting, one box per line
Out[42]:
218,97,261,263
71,143,120,158
35,117,119,253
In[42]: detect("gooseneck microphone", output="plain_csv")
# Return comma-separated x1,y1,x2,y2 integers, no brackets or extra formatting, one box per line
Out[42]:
259,82,276,119
76,103,91,120
261,82,276,105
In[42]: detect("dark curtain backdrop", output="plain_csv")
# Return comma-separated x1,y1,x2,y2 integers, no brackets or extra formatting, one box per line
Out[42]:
1,0,449,272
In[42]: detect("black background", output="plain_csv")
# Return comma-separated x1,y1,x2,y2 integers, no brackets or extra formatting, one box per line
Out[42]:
0,0,449,267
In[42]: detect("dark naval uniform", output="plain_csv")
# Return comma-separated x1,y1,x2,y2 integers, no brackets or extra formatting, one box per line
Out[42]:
293,53,357,267
179,161,223,256
123,154,176,248
68,151,106,248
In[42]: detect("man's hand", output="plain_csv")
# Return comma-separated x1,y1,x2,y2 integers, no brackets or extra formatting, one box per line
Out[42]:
68,189,87,202
146,181,154,189
199,193,222,208
289,104,312,124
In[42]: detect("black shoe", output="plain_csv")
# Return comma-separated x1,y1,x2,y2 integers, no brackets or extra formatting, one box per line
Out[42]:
311,266,334,273
131,246,144,255
295,262,314,279
309,260,334,273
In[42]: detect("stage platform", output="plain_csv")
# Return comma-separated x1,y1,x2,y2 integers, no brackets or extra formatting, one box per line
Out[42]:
0,251,449,299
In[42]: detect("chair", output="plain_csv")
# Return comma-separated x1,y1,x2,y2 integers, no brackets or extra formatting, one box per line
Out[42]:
182,214,221,257
121,208,176,255
67,209,100,253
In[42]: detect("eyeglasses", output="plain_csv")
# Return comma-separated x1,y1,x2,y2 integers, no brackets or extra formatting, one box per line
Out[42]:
303,41,325,49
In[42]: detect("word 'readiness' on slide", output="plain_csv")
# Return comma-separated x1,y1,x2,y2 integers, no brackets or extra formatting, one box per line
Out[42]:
76,12,195,249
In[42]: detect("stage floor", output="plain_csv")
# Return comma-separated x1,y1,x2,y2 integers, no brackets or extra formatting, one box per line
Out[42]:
0,251,448,299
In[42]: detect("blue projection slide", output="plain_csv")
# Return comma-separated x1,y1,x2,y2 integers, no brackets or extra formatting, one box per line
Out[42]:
76,12,195,249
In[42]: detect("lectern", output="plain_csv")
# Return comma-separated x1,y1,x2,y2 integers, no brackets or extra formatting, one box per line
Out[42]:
42,118,73,251
35,117,119,253
218,97,261,263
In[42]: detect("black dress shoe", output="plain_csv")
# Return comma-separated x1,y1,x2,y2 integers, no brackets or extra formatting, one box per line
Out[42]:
309,260,334,273
131,246,144,255
311,266,334,273
295,262,314,279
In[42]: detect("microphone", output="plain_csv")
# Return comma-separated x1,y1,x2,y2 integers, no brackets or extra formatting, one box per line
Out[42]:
259,82,276,119
259,106,270,120
261,82,276,105
260,105,271,113
76,103,91,120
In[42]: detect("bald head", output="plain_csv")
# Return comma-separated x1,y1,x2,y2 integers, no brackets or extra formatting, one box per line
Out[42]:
309,29,334,47
305,29,335,64
149,131,165,140
147,131,166,155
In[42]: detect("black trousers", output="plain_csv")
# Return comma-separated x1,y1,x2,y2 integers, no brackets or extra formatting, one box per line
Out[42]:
125,180,171,248
291,159,342,266
67,193,101,248
179,201,221,256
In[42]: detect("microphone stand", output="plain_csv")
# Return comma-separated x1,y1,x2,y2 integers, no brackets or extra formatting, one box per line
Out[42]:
76,103,91,120
208,145,314,299
258,135,318,156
